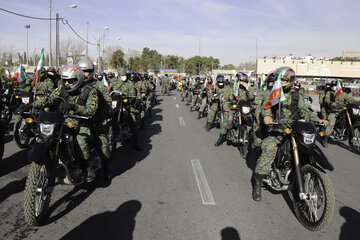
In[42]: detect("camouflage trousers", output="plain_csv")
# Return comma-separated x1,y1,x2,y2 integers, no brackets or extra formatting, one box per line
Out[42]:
93,120,111,160
199,97,207,113
220,110,235,135
255,135,282,175
161,83,169,94
186,91,193,104
325,112,337,136
181,89,188,100
253,107,263,148
190,94,201,108
76,126,92,160
146,93,153,110
207,102,219,123
320,107,328,119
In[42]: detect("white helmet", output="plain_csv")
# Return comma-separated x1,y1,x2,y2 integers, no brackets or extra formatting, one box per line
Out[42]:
77,57,94,82
61,65,84,92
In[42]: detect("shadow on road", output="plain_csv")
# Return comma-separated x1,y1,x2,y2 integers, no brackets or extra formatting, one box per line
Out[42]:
0,149,29,177
339,206,360,240
59,200,141,240
331,139,359,155
221,227,241,240
110,107,162,179
46,181,100,225
0,176,26,204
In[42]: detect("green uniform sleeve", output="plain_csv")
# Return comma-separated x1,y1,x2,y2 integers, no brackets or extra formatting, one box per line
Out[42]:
75,88,98,116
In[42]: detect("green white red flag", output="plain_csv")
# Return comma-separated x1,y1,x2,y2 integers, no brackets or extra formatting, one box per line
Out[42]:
102,76,111,93
4,67,11,80
12,64,28,84
334,80,343,98
264,73,286,110
32,50,44,88
233,79,238,97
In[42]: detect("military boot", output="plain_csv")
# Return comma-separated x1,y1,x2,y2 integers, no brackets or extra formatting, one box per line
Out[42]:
102,158,111,182
189,107,193,112
215,133,226,147
141,118,145,129
148,107,152,118
252,173,265,201
197,111,202,119
322,136,329,148
132,135,142,151
205,122,211,132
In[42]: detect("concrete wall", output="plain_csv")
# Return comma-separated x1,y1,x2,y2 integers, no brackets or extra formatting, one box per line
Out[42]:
257,58,360,79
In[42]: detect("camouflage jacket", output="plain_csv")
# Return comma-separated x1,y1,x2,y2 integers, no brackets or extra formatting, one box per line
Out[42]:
324,91,358,114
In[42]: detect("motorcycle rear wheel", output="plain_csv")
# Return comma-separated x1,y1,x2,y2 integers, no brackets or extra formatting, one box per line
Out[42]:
348,124,360,154
24,162,52,226
238,125,249,159
289,164,334,231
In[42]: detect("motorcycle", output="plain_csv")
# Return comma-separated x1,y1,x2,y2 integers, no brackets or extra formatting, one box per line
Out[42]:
0,85,14,124
263,119,335,231
109,91,137,153
24,105,105,226
329,103,360,154
226,100,254,158
14,91,38,148
0,121,4,161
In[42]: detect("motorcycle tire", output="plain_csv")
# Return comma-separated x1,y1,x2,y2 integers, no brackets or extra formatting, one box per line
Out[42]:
289,164,335,231
24,162,52,226
108,125,117,155
238,125,249,159
0,126,4,161
1,105,12,124
14,117,31,149
348,123,360,154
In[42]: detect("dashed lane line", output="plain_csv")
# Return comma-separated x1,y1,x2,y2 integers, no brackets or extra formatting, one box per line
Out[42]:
179,117,186,126
173,97,177,100
175,104,179,108
191,159,216,205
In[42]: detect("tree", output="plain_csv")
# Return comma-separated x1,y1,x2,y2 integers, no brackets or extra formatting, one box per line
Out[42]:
59,39,85,65
8,53,13,67
221,64,236,70
110,49,126,70
128,57,141,72
45,54,49,66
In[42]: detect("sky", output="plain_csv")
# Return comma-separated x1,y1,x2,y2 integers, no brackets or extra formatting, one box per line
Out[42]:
1,0,360,66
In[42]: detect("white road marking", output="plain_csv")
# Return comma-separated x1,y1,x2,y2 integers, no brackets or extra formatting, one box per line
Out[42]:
179,117,186,126
191,159,215,205
173,97,177,100
175,104,179,108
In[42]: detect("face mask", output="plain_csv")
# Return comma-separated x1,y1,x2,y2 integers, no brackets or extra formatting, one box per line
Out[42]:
218,83,224,87
332,86,336,91
121,76,127,81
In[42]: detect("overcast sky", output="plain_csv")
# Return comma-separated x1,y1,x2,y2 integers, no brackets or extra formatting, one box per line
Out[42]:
1,0,359,66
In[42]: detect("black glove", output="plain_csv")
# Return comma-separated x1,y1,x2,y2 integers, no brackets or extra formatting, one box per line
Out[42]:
16,104,32,114
134,99,143,110
63,102,76,111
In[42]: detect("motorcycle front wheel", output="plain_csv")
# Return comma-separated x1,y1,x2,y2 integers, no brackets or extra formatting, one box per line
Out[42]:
238,125,249,159
24,162,52,226
14,116,31,148
108,125,117,155
1,105,12,124
348,123,360,154
289,164,335,231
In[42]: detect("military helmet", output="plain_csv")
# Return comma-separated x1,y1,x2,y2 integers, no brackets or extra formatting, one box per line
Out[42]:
236,72,249,82
273,66,296,90
61,65,84,93
107,71,115,78
77,57,94,82
216,75,225,88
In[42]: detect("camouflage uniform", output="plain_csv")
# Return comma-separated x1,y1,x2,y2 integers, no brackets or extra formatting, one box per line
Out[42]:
33,84,98,161
91,79,112,160
190,83,202,109
111,80,139,141
34,77,54,104
318,89,327,119
255,91,320,175
161,77,170,95
199,83,213,114
207,85,234,133
19,77,32,92
253,88,271,148
324,91,358,136
134,79,147,123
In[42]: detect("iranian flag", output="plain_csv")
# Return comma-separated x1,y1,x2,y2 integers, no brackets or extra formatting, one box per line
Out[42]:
233,78,239,98
334,80,343,98
191,78,195,86
212,78,216,91
264,73,286,110
4,67,11,79
102,76,111,93
204,77,208,88
32,50,44,88
12,64,28,84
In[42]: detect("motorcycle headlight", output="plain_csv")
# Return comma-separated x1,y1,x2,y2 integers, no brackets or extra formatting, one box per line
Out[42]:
242,106,250,114
4,89,9,95
303,133,315,145
40,123,55,136
112,101,117,109
22,97,30,104
352,108,360,115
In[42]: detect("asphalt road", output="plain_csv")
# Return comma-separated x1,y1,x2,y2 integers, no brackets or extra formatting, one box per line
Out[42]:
0,89,359,240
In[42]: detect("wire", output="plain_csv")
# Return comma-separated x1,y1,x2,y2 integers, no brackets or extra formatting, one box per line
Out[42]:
61,19,97,45
0,7,58,20
0,7,96,45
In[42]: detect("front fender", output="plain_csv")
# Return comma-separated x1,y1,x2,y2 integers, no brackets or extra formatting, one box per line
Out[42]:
28,142,51,164
298,142,334,171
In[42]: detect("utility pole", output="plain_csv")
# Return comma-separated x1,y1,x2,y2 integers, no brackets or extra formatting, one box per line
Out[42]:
97,37,101,72
255,37,258,77
55,13,59,69
86,21,89,58
49,0,52,66
24,25,30,65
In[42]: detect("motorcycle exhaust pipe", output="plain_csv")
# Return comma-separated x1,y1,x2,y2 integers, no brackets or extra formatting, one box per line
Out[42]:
291,135,305,197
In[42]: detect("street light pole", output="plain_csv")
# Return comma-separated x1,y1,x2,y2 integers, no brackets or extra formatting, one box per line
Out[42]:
56,13,59,69
24,25,30,65
86,21,89,58
49,0,52,66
